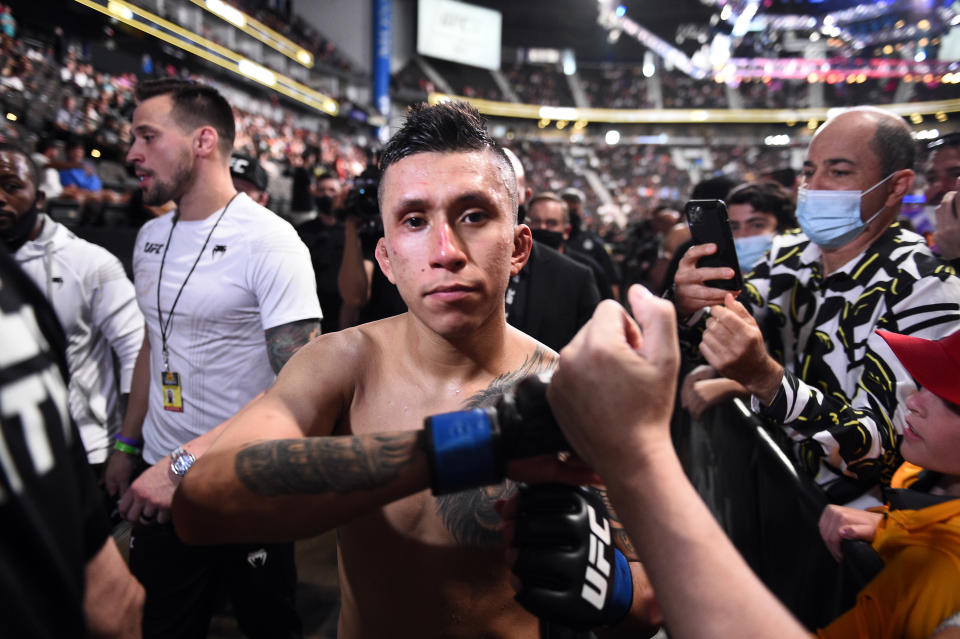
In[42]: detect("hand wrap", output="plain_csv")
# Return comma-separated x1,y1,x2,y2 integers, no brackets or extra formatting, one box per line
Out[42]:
422,375,568,495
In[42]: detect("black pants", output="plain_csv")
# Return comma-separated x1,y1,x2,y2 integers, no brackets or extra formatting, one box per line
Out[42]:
129,523,302,639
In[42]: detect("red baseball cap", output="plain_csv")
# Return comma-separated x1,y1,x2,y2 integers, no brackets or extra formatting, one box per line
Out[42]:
877,328,960,406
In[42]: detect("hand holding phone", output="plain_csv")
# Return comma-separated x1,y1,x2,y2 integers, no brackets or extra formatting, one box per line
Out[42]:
685,199,744,291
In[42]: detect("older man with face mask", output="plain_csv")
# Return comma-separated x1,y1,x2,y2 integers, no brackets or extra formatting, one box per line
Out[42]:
674,106,960,506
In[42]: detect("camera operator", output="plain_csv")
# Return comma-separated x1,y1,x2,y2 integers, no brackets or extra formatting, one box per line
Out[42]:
296,170,347,332
337,165,406,327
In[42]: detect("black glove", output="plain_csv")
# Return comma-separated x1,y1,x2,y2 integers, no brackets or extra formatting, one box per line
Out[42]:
511,483,633,631
422,375,569,495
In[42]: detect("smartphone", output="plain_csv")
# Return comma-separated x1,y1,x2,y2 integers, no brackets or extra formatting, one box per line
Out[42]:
684,199,744,291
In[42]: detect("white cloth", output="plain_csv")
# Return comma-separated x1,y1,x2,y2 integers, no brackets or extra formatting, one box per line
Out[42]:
133,193,321,464
31,152,63,200
15,215,144,464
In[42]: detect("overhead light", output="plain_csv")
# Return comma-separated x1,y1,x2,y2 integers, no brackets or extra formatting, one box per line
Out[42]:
296,49,312,66
238,58,276,86
107,0,133,19
206,0,245,27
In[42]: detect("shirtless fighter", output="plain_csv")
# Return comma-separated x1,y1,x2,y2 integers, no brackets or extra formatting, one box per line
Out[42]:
173,102,659,638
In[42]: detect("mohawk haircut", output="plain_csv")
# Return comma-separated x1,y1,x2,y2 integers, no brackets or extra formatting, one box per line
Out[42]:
135,78,236,157
378,101,518,219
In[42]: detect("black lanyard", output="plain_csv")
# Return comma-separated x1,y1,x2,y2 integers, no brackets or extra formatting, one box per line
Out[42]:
156,193,239,371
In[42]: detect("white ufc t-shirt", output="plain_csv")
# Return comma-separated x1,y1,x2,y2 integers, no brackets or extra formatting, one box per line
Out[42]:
133,193,321,463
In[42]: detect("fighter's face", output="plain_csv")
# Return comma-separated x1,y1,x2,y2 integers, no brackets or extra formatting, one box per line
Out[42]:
127,94,196,206
0,151,37,231
376,150,531,339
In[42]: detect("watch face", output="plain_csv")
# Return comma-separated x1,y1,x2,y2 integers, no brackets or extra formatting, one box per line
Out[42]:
171,449,196,476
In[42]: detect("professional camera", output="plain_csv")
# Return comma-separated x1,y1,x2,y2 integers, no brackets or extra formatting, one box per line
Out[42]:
337,166,381,228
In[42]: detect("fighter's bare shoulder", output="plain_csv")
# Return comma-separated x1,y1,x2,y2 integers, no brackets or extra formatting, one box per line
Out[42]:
263,316,406,431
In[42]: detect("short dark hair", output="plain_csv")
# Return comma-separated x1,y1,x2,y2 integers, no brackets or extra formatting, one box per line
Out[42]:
378,101,517,218
528,191,569,224
727,181,796,231
691,175,740,201
135,78,235,157
869,116,915,177
0,140,38,186
928,132,960,153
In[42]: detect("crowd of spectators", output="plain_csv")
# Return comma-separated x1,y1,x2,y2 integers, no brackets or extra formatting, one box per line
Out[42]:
579,64,654,109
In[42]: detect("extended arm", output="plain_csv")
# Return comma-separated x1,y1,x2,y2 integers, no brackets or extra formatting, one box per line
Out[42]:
547,288,810,639
337,217,375,308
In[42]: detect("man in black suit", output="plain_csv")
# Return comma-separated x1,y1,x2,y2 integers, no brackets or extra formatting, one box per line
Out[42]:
502,150,601,351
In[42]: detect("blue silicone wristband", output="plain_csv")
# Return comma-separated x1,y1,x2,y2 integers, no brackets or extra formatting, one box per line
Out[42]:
424,408,500,495
605,549,634,625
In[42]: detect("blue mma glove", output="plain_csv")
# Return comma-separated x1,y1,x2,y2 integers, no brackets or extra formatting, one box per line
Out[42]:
512,483,633,631
423,374,568,495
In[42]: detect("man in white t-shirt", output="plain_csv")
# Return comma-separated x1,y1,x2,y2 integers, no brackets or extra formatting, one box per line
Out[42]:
104,78,321,639
0,142,144,473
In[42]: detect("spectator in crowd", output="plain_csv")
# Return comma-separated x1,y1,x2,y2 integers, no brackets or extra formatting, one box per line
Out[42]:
525,191,614,299
681,180,797,419
105,78,319,639
59,140,103,202
621,202,684,294
172,101,660,638
509,284,960,639
925,134,960,210
674,106,960,505
31,137,64,200
0,242,144,639
1,141,144,484
336,166,407,327
561,186,622,300
925,135,960,262
229,152,270,206
286,147,318,225
504,157,602,352
297,170,347,332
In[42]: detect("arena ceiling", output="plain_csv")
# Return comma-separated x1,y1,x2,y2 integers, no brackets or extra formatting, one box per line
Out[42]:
469,0,950,63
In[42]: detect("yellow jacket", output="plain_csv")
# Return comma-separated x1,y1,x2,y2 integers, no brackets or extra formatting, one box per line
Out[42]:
817,498,960,639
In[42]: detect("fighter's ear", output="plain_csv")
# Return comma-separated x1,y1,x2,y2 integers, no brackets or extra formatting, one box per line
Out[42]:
375,237,396,284
511,224,532,276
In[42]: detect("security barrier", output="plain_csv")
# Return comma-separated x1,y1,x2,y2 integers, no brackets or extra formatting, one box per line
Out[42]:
672,398,880,630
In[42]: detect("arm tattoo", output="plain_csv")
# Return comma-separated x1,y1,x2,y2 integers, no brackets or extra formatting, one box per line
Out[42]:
435,346,555,546
589,485,639,560
236,432,419,496
264,318,321,374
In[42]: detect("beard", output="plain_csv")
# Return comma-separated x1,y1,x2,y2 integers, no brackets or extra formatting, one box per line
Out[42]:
142,150,195,206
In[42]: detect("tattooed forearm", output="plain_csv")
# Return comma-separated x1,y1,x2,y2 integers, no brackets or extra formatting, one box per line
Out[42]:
236,432,421,496
264,318,322,374
464,346,556,409
589,484,639,560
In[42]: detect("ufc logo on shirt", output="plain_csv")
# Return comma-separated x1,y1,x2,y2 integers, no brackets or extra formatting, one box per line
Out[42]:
143,242,164,254
581,504,612,610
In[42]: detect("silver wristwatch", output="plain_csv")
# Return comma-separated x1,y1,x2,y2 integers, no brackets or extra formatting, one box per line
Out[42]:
170,446,196,477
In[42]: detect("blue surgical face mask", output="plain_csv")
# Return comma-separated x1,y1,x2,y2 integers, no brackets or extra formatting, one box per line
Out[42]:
795,172,896,249
734,233,774,274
